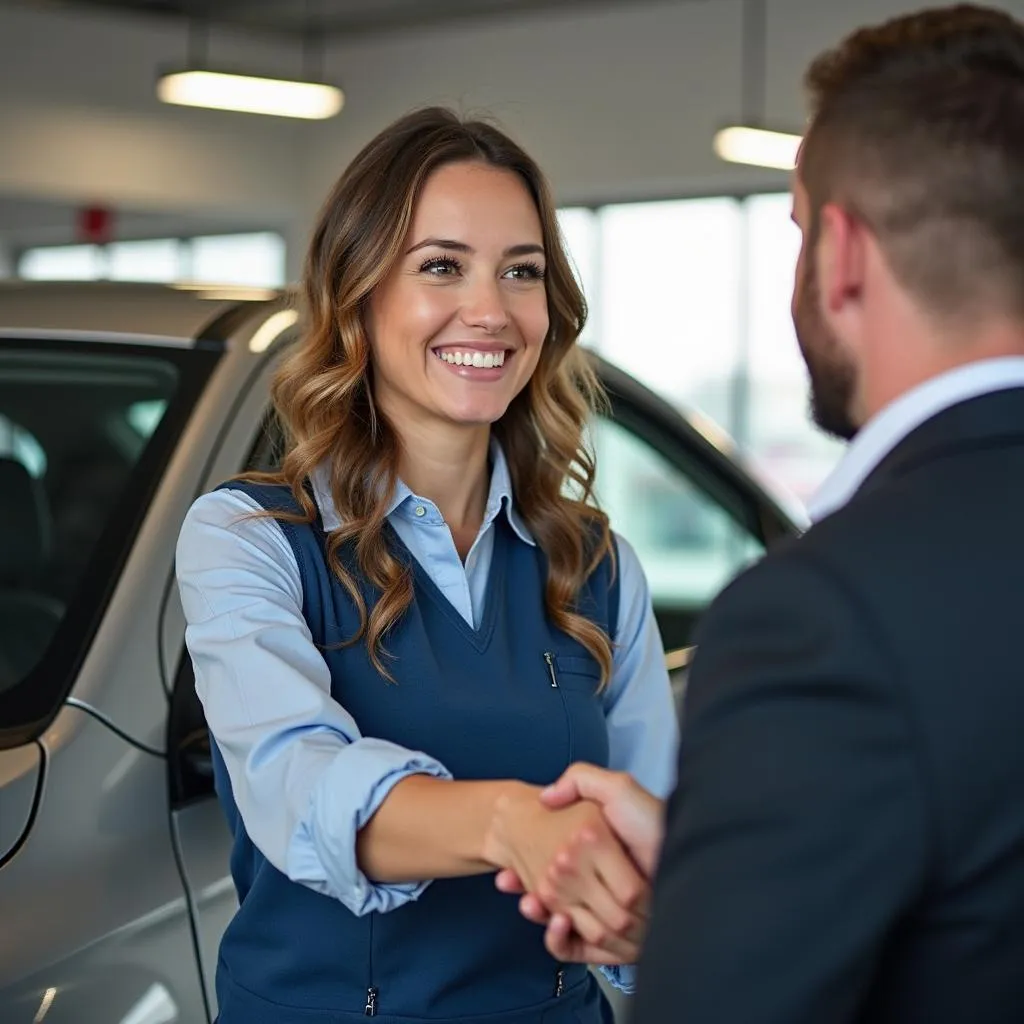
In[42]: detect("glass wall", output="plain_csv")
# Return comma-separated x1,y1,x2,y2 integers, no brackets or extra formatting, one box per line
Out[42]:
17,231,286,289
558,194,844,508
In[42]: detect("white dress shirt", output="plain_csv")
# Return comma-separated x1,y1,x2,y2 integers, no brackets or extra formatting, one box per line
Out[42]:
809,357,1024,522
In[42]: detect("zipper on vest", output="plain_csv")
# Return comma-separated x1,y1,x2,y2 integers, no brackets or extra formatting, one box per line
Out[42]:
364,911,377,1016
555,968,566,997
544,652,575,761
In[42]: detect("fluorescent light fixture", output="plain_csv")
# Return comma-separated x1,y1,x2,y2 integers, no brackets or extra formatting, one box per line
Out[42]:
713,125,802,170
157,69,343,119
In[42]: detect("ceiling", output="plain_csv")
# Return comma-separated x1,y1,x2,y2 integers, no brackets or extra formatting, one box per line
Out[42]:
15,0,639,38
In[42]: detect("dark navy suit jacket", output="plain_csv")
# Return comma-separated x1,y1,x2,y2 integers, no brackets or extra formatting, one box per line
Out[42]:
635,387,1024,1023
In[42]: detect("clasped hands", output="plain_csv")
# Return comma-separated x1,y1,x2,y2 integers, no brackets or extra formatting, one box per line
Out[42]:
483,764,663,966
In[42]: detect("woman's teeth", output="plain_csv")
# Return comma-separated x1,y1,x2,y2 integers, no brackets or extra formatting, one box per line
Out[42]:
435,350,506,368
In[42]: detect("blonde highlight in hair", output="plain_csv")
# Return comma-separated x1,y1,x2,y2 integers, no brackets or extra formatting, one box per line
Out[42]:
244,106,613,684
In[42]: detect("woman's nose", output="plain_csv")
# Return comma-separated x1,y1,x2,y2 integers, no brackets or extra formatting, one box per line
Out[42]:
460,279,510,334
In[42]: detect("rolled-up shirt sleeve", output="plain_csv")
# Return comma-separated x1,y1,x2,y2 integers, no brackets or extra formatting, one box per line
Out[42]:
598,533,680,994
175,488,452,916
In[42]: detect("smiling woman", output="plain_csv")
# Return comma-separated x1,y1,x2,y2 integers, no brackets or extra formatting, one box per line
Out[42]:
268,112,610,682
174,106,678,1024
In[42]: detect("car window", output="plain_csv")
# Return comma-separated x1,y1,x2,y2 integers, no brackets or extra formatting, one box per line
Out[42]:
591,417,764,653
0,339,220,747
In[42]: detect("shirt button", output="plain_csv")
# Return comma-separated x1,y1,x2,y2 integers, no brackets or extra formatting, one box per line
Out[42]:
414,505,426,518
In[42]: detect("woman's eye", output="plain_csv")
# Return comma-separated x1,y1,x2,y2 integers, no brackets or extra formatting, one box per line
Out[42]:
420,256,461,276
504,262,546,281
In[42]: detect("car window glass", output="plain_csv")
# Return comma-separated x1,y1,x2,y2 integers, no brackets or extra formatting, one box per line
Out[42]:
590,416,763,651
126,399,169,436
0,341,217,744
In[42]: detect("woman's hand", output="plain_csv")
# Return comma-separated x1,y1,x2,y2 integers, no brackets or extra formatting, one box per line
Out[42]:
483,782,649,961
493,765,666,964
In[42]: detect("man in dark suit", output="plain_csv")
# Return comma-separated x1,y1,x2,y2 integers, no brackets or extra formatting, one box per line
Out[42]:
497,5,1024,1020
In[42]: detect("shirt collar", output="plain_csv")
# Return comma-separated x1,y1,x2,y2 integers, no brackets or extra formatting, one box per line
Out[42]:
310,439,535,546
808,356,1024,522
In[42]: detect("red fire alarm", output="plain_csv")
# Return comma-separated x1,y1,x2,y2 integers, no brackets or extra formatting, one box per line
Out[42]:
77,205,115,244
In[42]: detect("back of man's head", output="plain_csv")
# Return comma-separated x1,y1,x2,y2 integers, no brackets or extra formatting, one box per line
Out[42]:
801,4,1024,324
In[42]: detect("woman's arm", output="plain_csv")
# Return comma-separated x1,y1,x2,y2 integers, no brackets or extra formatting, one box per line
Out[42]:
177,489,456,915
355,774,525,881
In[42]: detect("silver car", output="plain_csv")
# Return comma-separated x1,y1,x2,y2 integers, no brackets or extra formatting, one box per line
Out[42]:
0,282,800,1023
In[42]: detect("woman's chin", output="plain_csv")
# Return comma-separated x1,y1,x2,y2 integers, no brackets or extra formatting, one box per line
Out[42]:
437,398,513,428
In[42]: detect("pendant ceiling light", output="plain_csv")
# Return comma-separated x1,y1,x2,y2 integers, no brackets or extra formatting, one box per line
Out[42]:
712,0,801,170
156,5,343,120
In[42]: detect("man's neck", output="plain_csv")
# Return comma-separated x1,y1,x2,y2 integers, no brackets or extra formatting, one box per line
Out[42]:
859,321,1024,424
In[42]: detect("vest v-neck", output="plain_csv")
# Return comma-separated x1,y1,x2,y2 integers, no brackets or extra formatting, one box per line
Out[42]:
384,518,509,653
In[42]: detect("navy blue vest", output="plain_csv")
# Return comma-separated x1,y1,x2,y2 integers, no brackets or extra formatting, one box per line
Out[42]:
209,481,620,1024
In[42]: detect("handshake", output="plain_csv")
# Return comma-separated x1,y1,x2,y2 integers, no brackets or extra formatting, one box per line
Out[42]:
483,764,665,966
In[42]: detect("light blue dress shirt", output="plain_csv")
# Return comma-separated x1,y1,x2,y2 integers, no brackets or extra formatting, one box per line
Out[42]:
176,442,678,994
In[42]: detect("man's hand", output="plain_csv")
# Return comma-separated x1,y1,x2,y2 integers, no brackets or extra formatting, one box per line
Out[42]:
546,764,665,876
494,764,666,963
483,782,649,961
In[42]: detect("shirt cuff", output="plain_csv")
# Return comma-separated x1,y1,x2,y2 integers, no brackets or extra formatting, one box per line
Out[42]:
598,964,637,994
290,739,453,915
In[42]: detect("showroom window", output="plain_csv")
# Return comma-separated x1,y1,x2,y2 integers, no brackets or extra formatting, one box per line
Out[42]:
17,231,286,288
557,195,844,507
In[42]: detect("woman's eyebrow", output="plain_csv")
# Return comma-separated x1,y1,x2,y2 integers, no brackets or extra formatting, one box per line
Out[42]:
405,238,545,258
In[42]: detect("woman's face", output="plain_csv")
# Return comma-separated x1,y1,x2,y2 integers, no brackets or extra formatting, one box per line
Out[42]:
367,160,549,437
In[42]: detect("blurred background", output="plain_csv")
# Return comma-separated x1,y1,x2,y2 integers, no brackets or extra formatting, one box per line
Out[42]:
4,0,1014,503
0,0,876,510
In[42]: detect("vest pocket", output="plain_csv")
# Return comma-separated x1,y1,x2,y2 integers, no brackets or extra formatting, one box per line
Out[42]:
543,651,575,762
550,655,601,694
544,651,609,771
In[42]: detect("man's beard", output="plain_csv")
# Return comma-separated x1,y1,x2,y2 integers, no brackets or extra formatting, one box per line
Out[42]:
793,257,859,441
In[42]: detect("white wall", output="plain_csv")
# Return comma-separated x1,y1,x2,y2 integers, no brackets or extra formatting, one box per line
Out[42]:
3,0,1024,276
0,4,308,217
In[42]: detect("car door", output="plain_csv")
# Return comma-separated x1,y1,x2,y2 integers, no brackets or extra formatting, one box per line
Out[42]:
0,335,223,1024
166,350,799,1021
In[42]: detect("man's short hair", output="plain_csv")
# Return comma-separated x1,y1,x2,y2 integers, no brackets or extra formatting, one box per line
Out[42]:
801,4,1024,320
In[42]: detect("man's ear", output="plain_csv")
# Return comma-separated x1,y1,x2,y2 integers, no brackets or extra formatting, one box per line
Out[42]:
817,202,867,316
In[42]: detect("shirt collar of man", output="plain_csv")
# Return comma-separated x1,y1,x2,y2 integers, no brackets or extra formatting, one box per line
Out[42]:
808,356,1024,522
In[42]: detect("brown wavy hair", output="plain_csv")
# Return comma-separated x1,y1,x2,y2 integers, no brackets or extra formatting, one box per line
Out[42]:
247,106,613,684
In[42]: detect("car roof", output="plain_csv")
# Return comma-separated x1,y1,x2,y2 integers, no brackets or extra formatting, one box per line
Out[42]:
0,280,284,345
